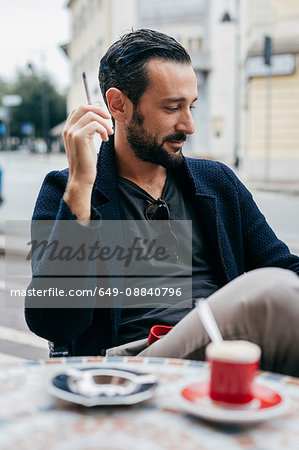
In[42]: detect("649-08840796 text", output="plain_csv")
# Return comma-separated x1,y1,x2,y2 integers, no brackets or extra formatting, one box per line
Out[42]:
10,286,183,298
97,287,182,297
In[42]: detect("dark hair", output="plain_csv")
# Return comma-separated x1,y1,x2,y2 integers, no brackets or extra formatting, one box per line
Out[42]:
99,29,191,108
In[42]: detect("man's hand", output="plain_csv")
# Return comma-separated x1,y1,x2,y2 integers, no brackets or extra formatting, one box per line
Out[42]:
63,104,113,186
62,105,113,220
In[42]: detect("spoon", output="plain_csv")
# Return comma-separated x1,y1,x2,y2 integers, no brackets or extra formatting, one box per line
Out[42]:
195,298,223,343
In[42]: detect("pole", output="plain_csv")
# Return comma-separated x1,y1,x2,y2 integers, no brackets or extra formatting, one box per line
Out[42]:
41,53,50,153
233,0,241,168
264,36,272,182
264,68,272,182
6,107,11,151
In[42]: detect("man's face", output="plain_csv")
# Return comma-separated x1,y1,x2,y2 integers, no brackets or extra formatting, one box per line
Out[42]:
125,59,198,168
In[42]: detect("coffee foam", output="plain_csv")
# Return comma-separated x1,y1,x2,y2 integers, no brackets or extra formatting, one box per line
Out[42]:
206,340,261,363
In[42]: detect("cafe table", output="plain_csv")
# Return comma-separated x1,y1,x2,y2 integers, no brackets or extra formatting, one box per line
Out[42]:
0,356,299,450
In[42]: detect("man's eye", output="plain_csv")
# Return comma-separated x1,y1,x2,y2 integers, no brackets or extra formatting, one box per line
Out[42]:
190,105,196,110
166,107,179,112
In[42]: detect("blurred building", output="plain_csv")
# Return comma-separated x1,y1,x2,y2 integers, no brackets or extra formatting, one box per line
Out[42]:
245,0,299,182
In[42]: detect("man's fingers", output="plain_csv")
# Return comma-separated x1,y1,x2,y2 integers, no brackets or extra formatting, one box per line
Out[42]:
63,110,113,144
72,121,110,143
65,104,111,129
75,110,114,135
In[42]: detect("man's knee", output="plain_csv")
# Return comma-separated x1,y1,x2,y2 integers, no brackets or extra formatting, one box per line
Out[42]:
239,268,299,337
243,267,299,307
245,266,297,285
208,267,298,341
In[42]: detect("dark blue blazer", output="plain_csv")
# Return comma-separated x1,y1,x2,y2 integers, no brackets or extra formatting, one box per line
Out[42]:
25,137,299,355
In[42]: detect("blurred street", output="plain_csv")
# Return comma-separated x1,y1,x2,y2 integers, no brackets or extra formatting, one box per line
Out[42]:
0,150,298,363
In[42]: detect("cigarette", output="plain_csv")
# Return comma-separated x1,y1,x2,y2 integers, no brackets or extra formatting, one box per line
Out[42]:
82,72,91,104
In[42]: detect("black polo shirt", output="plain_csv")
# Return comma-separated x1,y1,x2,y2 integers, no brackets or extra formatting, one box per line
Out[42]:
116,172,219,345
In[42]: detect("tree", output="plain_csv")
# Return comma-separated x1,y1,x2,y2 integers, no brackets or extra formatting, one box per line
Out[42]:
0,77,8,100
8,68,66,140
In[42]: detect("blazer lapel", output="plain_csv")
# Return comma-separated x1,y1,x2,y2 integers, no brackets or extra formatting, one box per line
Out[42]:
181,159,230,284
193,194,229,284
91,137,121,220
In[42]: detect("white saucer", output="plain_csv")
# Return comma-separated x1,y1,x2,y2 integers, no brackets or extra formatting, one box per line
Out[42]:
48,366,158,407
178,380,289,425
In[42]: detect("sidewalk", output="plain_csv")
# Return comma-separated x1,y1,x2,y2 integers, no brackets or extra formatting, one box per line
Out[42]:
0,235,28,257
247,181,299,197
233,166,299,196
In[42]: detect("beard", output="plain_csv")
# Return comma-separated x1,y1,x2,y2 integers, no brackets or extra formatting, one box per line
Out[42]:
125,108,186,169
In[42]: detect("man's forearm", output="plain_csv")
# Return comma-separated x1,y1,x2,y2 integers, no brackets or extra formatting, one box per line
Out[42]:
63,181,93,221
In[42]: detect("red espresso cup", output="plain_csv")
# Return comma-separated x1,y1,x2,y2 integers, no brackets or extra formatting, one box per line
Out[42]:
206,340,261,405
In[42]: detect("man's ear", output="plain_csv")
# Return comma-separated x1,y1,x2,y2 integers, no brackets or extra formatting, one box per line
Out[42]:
106,88,132,123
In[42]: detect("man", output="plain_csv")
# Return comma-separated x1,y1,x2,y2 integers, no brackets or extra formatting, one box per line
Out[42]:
25,29,299,375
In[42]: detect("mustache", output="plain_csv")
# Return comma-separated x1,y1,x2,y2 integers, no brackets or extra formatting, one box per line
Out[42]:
163,133,187,143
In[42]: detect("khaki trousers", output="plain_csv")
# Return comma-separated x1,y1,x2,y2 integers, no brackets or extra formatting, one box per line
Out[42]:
106,268,299,377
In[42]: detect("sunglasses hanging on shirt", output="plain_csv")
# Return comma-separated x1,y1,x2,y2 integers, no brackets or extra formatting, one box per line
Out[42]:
144,198,180,262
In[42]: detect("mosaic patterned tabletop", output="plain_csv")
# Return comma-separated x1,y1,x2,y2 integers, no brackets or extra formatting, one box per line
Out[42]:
0,356,299,450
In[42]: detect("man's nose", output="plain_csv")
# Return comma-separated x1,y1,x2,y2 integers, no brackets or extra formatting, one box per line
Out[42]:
176,109,195,135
